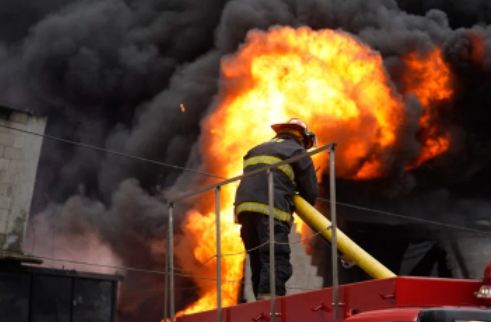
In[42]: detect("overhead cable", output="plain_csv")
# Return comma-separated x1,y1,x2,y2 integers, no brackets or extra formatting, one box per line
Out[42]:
0,123,224,180
316,197,491,235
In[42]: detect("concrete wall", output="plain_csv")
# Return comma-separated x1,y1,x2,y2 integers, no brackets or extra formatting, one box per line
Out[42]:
0,111,46,253
442,234,491,279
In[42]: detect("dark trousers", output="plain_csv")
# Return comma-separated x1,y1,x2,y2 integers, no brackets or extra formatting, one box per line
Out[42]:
238,212,292,297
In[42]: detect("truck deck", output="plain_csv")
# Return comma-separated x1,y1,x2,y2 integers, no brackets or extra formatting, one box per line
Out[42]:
176,276,485,322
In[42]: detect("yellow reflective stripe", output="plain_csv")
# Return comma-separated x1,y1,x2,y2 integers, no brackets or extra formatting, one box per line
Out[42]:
243,155,295,184
235,202,292,222
271,138,284,143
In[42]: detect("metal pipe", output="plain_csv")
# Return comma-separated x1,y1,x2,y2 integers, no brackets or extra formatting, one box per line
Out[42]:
329,147,339,320
293,195,396,279
215,187,222,322
168,203,175,322
267,169,276,322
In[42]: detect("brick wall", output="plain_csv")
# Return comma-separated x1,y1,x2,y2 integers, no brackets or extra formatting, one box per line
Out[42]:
0,111,46,253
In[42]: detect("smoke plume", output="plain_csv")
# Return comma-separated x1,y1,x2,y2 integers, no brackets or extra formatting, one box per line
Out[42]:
1,0,491,321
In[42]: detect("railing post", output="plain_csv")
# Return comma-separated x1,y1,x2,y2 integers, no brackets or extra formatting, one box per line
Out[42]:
215,186,222,322
267,169,276,321
168,203,175,322
329,145,339,320
164,143,335,320
164,223,169,322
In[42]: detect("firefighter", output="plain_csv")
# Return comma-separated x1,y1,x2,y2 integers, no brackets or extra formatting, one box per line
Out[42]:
235,118,318,300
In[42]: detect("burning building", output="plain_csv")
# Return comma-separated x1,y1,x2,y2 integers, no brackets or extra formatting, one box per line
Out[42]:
0,104,46,252
0,104,120,322
1,0,491,321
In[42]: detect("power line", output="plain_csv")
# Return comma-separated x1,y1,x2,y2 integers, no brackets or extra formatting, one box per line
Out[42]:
16,197,488,284
17,202,489,283
5,193,490,286
0,250,167,276
4,121,490,285
3,122,487,235
0,123,225,180
316,197,491,235
198,228,324,266
1,234,321,285
172,199,491,283
0,249,244,283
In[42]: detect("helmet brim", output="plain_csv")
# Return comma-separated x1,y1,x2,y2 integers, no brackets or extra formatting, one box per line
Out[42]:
271,123,306,134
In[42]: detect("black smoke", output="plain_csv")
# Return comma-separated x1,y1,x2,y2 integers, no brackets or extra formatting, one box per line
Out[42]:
1,0,491,321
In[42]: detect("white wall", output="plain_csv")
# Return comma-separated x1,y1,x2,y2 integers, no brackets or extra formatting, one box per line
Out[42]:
0,111,46,253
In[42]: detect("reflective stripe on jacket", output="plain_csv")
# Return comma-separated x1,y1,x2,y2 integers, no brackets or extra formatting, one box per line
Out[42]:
243,155,295,185
235,135,318,223
235,201,293,222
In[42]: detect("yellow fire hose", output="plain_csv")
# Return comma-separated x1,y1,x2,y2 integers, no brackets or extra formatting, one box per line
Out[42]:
293,195,396,279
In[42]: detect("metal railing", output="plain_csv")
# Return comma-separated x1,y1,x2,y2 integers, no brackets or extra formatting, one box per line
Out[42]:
163,143,337,322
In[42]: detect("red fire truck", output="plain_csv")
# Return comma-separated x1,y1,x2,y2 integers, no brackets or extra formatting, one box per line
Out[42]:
177,264,491,322
176,196,491,322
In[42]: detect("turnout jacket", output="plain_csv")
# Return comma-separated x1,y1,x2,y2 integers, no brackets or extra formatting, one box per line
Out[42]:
234,135,318,223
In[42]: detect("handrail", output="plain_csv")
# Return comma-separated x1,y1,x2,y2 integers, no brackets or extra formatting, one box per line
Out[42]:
164,143,336,322
168,143,336,203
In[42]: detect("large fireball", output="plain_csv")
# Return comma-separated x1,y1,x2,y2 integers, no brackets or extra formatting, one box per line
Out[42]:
206,26,406,180
175,26,453,316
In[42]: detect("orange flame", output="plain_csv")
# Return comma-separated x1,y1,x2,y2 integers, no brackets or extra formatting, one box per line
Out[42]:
176,27,454,315
176,198,243,315
176,26,406,316
208,27,406,180
403,49,453,167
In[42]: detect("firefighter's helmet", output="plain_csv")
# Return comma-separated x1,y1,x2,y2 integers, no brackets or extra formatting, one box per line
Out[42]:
271,118,317,149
